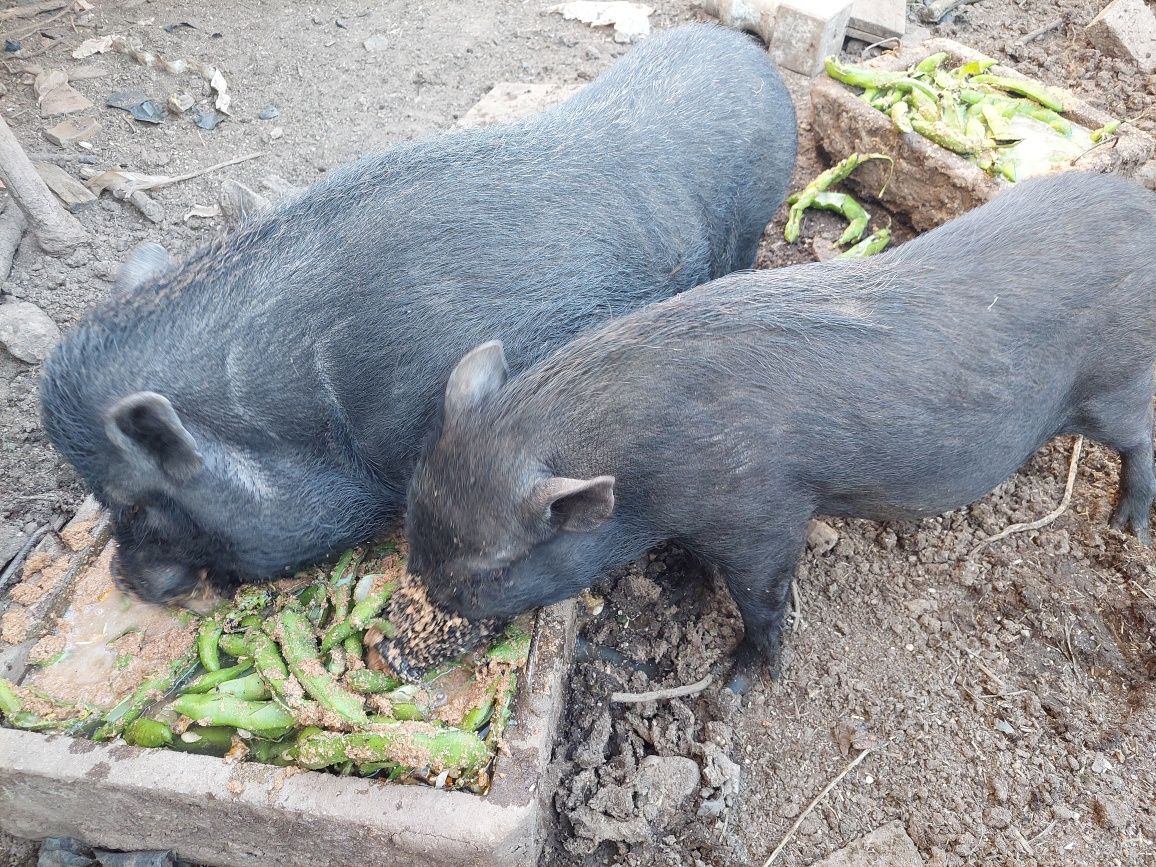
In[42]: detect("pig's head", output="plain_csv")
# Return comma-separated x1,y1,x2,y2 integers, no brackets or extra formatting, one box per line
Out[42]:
399,340,615,667
40,244,381,605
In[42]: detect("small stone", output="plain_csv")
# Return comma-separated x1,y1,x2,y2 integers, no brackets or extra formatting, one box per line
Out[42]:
1091,753,1111,774
364,34,389,51
1086,0,1156,72
0,301,62,363
1052,804,1079,821
989,775,1009,804
268,126,283,140
806,519,839,554
38,79,93,116
44,116,101,146
1066,755,1080,771
994,719,1017,737
168,92,195,113
258,105,280,120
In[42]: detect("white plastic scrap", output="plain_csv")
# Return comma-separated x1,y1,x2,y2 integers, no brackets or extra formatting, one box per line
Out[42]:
72,34,231,114
548,1,654,43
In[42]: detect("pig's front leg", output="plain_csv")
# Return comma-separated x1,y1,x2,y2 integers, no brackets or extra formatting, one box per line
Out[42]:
712,525,807,695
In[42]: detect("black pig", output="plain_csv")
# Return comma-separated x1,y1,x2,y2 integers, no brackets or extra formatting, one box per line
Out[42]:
399,171,1156,690
39,24,797,603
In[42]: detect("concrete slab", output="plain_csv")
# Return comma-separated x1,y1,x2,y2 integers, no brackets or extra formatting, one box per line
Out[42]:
769,0,854,77
0,591,576,866
1086,0,1156,72
810,38,1155,231
847,0,905,43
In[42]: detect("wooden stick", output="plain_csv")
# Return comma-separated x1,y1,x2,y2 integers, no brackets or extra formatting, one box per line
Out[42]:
969,436,1082,557
0,0,69,24
0,113,85,254
1014,17,1064,47
761,746,878,866
609,673,713,703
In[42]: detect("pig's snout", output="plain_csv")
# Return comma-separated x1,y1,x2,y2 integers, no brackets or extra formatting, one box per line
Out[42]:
110,549,203,605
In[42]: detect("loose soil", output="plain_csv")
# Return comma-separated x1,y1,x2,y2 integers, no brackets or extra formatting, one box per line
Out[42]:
2,1,1154,865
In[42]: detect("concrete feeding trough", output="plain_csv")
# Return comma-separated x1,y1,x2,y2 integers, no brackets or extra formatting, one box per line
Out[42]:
811,37,1155,231
0,499,576,867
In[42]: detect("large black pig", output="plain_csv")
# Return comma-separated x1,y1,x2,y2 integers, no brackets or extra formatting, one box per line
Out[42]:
397,172,1156,690
39,24,797,603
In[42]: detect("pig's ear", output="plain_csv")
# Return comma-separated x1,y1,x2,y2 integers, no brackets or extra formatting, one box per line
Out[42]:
114,242,172,293
533,476,616,532
104,392,203,481
444,340,508,422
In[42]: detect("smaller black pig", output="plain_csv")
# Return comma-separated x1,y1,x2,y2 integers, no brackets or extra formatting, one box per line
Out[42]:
395,171,1156,690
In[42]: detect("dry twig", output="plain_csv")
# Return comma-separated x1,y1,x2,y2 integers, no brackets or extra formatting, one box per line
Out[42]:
760,746,879,866
610,673,713,704
969,436,1082,557
0,113,85,254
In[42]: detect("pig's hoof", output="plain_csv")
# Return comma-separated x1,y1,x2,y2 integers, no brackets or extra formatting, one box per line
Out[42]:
1109,501,1153,543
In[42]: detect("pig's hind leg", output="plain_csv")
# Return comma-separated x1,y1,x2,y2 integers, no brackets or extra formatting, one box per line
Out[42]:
709,526,807,694
1074,373,1156,543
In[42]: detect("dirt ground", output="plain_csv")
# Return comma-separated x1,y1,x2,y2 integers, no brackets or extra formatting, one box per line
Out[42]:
2,0,1155,865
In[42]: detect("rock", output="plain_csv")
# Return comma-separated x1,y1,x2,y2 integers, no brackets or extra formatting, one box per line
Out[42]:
1091,753,1112,774
769,0,854,77
34,162,98,211
0,301,61,363
44,116,101,146
1086,0,1156,72
847,0,905,43
38,82,93,117
37,837,95,867
168,92,194,113
806,519,839,554
808,821,923,867
363,34,389,51
457,81,583,129
634,755,700,822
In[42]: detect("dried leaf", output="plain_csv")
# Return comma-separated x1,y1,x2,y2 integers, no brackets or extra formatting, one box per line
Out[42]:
548,1,653,43
72,34,117,58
